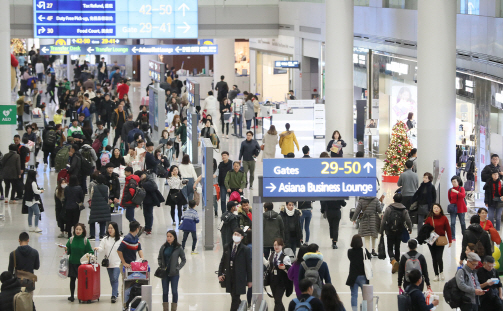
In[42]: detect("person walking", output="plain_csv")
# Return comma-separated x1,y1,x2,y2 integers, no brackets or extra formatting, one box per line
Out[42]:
202,91,221,133
321,284,346,311
326,130,347,158
481,154,503,182
405,270,439,311
280,202,303,255
407,148,418,173
8,231,40,291
94,222,123,303
264,238,293,311
351,196,383,256
158,230,186,311
221,202,240,247
298,201,313,244
224,161,247,196
449,175,467,241
178,154,201,211
288,279,325,311
411,172,436,232
2,144,21,204
64,175,85,238
346,234,370,311
484,168,503,230
237,199,252,229
322,199,347,250
165,165,188,225
299,243,331,297
460,215,493,266
456,252,485,311
0,271,23,311
139,172,164,236
262,125,278,160
218,152,233,214
88,174,111,240
288,245,309,298
220,98,232,138
54,178,67,238
380,193,412,274
218,228,252,311
238,131,260,190
244,94,255,130
478,207,494,231
397,160,418,210
279,123,300,157
422,203,453,282
179,200,200,254
263,202,285,259
22,170,44,233
120,167,141,223
477,256,503,311
397,239,431,292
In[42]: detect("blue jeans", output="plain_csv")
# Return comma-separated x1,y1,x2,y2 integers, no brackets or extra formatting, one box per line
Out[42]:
246,119,252,130
213,195,218,215
107,267,120,297
161,275,180,303
488,205,503,231
350,275,367,310
125,206,136,222
143,204,154,232
27,203,40,227
299,210,312,242
220,184,227,214
450,212,466,240
181,178,194,209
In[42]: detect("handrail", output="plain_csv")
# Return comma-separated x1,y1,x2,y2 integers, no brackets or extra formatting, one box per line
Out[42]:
237,300,248,311
258,300,268,311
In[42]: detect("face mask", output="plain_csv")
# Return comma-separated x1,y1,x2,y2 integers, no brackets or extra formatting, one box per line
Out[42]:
61,184,67,188
232,236,242,243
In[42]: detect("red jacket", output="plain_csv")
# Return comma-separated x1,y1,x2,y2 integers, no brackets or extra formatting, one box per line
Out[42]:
481,220,494,231
121,174,140,207
448,186,467,213
424,215,452,243
117,83,129,99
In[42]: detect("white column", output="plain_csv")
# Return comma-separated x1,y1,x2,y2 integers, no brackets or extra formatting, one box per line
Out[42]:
0,0,13,153
293,37,303,99
140,39,158,99
213,38,235,90
325,0,354,150
417,0,457,207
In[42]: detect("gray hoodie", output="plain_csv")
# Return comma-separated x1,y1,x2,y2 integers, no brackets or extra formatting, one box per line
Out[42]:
397,169,419,196
456,264,481,304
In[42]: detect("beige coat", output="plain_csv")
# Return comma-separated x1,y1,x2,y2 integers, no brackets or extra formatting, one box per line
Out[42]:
262,133,278,160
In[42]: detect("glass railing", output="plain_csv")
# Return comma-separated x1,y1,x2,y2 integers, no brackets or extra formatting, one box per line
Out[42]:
382,0,418,10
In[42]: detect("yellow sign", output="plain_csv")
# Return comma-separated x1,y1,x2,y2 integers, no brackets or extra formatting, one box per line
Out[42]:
55,39,68,45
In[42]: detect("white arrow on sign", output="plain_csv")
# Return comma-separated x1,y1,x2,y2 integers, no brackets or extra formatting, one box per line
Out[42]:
37,2,45,9
132,47,138,53
178,3,190,16
38,27,46,34
363,162,374,173
41,46,48,53
175,46,181,53
177,22,190,34
72,39,76,43
87,47,94,53
265,183,276,192
38,15,45,22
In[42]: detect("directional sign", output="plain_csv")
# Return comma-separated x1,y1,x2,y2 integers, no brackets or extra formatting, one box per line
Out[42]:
275,60,300,69
263,158,377,178
33,0,198,38
262,177,376,198
39,44,218,55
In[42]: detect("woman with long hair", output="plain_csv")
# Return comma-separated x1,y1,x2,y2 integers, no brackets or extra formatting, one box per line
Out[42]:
346,234,369,311
110,148,125,168
287,244,309,298
23,170,44,233
423,204,452,281
55,178,67,238
200,119,216,139
478,207,494,231
31,122,41,158
178,155,201,211
448,175,466,241
262,125,278,160
411,172,436,232
170,115,182,161
321,284,346,311
264,238,292,311
244,94,255,130
157,230,186,311
94,222,123,303
280,202,303,254
165,165,188,225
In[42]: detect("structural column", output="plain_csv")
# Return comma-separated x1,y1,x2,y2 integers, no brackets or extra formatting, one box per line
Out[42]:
213,38,235,91
325,0,354,150
417,0,457,207
0,0,13,154
140,39,159,99
293,37,303,98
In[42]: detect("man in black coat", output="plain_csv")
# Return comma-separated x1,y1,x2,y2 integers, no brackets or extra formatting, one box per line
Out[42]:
139,172,164,235
67,144,81,179
218,151,233,215
481,154,503,182
104,163,121,211
120,114,135,153
221,202,240,247
460,215,493,265
218,228,252,311
215,75,229,102
144,142,159,171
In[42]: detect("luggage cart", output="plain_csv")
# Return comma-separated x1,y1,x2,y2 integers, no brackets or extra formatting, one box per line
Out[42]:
122,266,150,310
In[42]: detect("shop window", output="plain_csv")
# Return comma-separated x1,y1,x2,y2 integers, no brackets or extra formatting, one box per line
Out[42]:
458,0,480,14
382,0,417,10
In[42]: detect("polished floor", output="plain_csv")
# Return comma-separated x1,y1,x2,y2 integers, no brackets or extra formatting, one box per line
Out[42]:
0,81,475,311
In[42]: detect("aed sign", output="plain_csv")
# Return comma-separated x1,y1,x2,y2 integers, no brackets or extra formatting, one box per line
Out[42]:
0,106,17,125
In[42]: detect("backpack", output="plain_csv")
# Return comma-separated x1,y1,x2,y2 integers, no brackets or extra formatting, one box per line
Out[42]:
474,232,486,257
301,260,324,298
101,152,110,166
55,146,71,171
132,187,146,205
386,207,404,231
18,145,30,164
44,130,57,147
292,296,314,311
13,288,33,311
397,287,418,311
404,253,422,282
79,148,94,176
443,270,467,308
89,101,96,113
91,138,102,154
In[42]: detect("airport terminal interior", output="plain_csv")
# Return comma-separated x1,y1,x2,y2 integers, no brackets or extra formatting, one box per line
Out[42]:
3,1,503,311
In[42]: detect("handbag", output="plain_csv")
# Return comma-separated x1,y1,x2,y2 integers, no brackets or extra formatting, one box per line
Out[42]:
131,261,149,271
214,184,221,201
431,218,448,246
154,267,168,279
409,202,418,212
447,203,458,214
101,239,117,268
362,248,373,280
78,202,85,211
170,190,181,203
401,229,410,243
378,235,386,260
193,189,201,206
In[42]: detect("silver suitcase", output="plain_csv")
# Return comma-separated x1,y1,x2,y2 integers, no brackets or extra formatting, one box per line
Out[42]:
108,212,123,236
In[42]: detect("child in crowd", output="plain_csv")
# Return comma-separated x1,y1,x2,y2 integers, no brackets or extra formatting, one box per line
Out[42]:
179,200,199,255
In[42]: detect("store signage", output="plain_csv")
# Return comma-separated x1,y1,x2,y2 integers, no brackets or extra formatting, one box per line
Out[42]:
33,0,199,38
187,78,200,107
264,158,377,178
274,61,300,68
0,106,17,125
39,44,218,55
386,61,408,75
149,60,164,83
54,38,122,45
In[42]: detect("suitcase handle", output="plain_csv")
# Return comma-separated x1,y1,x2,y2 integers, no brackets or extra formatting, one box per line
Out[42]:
85,270,88,289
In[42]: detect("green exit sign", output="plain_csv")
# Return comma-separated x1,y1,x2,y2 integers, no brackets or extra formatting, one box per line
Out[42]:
0,106,17,125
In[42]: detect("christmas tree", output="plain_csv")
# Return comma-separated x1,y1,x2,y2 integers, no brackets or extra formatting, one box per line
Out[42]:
383,121,413,176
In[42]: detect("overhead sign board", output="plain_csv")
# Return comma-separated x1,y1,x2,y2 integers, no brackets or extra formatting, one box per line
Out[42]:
149,60,165,83
274,60,300,69
54,38,122,45
262,158,377,198
33,0,199,38
39,44,218,55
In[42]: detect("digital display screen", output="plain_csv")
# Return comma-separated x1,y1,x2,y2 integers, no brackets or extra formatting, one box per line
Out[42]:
274,60,300,68
149,60,164,83
34,0,198,38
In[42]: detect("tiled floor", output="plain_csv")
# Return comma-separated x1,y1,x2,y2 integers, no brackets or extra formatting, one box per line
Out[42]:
0,82,473,311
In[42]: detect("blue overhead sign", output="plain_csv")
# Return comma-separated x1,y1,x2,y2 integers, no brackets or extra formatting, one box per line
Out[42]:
263,178,376,198
263,158,377,178
39,44,218,55
33,0,199,38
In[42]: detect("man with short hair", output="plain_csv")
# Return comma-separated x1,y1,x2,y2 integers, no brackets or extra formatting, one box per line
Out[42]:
288,279,325,311
111,68,121,90
101,93,114,129
482,154,503,182
225,161,246,196
302,145,310,158
8,232,40,276
228,84,240,102
263,202,285,259
238,199,252,229
477,255,503,310
97,57,107,82
398,239,431,292
288,90,296,100
121,114,135,153
221,202,240,247
121,167,141,222
171,74,183,95
67,144,82,180
68,119,83,137
144,142,158,171
218,151,233,214
405,269,439,311
238,131,260,190
83,74,95,91
215,75,229,101
13,135,28,199
397,160,419,211
457,252,485,311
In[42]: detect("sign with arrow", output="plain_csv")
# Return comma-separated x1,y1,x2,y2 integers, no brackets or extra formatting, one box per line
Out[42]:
262,178,377,198
39,44,218,56
263,158,377,178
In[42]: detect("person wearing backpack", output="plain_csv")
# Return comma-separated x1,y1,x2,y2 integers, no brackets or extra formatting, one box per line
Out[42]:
121,167,141,223
460,215,492,266
455,252,485,311
398,239,431,293
263,202,285,259
66,144,82,180
346,234,370,311
87,174,110,240
42,122,57,170
399,269,438,311
299,244,331,298
423,204,452,282
288,279,325,311
379,193,412,274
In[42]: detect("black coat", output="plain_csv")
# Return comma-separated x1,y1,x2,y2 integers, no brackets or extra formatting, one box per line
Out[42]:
460,224,492,261
67,154,82,178
346,247,371,287
105,172,121,200
140,177,164,207
411,182,437,210
218,242,252,295
8,245,40,275
2,151,21,180
220,212,240,247
89,184,111,224
481,164,502,183
266,251,293,297
484,178,503,206
321,200,347,218
326,139,347,157
280,209,303,248
63,185,84,210
218,160,233,186
0,277,21,311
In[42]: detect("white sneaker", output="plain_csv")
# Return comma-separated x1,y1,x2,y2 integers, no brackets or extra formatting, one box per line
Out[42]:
433,275,439,282
34,227,42,233
29,226,35,232
440,272,445,281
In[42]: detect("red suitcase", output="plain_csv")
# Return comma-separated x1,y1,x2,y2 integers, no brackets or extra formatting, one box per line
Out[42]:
78,264,100,303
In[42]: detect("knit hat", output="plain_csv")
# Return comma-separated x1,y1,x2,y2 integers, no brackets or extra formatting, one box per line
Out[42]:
467,252,481,262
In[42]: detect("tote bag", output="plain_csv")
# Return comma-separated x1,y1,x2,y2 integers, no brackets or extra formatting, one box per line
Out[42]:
362,248,373,280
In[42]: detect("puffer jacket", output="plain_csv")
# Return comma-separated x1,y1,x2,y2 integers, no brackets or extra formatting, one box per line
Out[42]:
88,183,111,224
0,277,21,311
2,151,21,180
263,210,285,247
120,174,140,208
279,131,299,155
351,197,383,238
280,207,303,248
460,224,492,261
140,175,164,206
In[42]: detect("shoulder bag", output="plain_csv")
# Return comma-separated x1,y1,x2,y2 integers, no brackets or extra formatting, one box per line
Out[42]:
432,218,448,246
447,189,458,214
101,238,117,268
362,248,373,280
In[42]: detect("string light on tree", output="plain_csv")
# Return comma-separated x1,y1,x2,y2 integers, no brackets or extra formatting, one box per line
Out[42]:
383,121,413,177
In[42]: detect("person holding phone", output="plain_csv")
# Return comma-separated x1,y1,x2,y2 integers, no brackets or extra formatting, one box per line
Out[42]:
165,165,188,225
264,238,292,311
